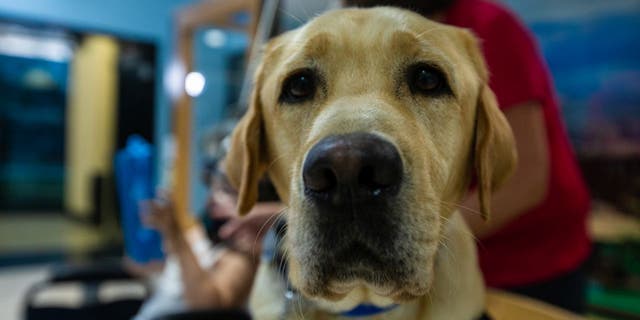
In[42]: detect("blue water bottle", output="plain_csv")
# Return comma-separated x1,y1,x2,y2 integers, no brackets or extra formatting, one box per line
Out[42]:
115,135,164,263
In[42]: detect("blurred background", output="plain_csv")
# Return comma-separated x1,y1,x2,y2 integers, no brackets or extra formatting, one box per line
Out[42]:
0,0,638,319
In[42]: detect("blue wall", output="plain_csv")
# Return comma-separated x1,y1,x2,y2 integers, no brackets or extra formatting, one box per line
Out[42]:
0,0,192,40
0,0,254,215
0,0,197,181
502,0,640,149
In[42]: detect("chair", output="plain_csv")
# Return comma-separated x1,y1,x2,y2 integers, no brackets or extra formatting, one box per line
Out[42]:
487,290,583,320
23,260,149,320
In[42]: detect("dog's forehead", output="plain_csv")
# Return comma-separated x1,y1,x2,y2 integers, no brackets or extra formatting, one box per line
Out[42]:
299,7,450,46
308,7,439,33
269,7,465,75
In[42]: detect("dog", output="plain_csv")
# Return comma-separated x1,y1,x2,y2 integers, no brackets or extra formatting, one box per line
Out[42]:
222,7,516,320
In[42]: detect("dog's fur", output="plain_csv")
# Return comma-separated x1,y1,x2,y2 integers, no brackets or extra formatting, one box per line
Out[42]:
223,7,516,320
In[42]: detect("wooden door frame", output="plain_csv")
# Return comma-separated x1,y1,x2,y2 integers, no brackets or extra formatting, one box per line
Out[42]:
171,0,261,229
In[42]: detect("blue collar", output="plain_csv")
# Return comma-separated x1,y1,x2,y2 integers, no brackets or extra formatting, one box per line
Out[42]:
340,303,399,317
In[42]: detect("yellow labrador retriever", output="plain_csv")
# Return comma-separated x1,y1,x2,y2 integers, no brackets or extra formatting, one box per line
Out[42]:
223,7,516,320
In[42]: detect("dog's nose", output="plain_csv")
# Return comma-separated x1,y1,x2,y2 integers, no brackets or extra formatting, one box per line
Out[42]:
303,132,402,204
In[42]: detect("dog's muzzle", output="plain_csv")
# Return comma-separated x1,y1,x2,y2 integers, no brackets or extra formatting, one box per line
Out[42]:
299,132,407,292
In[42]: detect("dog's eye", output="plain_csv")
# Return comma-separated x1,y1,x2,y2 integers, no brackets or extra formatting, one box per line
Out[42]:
280,70,316,103
408,64,449,95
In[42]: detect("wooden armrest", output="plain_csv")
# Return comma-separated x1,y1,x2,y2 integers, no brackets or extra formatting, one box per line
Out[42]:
486,289,583,320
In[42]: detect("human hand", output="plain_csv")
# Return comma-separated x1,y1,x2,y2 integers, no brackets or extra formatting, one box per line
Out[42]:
140,195,181,244
208,189,238,221
218,202,284,256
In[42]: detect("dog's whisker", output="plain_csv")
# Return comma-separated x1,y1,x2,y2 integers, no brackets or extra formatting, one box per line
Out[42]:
277,240,289,265
295,286,306,320
275,240,287,262
425,288,434,310
275,240,288,275
278,8,305,26
274,222,291,286
444,212,482,244
422,195,485,218
249,211,279,262
437,238,456,268
251,208,288,260
275,224,288,250
298,0,312,25
266,151,293,172
432,200,483,243
414,26,448,39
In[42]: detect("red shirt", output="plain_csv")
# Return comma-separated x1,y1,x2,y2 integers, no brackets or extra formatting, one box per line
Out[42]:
445,0,591,287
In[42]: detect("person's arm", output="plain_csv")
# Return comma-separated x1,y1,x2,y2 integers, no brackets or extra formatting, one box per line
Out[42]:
143,200,259,309
169,231,258,309
461,101,549,238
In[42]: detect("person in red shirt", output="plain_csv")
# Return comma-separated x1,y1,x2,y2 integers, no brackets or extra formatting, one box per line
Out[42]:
342,0,592,313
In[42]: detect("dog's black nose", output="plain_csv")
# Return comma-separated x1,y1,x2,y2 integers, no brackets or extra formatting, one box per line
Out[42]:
303,132,402,204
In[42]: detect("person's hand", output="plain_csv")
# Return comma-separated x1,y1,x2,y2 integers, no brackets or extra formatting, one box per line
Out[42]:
208,189,238,221
140,195,181,249
218,202,284,255
206,178,285,256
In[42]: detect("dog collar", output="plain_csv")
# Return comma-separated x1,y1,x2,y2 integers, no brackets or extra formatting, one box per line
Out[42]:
340,303,399,317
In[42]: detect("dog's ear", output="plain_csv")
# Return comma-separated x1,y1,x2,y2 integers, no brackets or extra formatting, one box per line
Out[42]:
474,85,517,220
222,32,293,216
222,68,267,216
459,29,517,221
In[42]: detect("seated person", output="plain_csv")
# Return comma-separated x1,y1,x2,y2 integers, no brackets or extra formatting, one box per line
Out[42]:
133,170,283,320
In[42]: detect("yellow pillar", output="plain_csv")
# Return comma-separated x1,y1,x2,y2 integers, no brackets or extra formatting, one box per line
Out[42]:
64,36,119,218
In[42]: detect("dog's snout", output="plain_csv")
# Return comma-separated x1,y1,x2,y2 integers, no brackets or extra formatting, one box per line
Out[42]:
303,133,402,203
